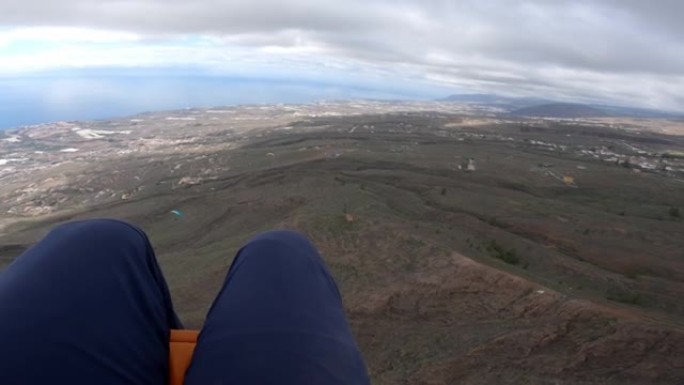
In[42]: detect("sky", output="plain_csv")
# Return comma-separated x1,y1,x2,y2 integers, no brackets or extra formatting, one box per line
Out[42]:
1,0,683,128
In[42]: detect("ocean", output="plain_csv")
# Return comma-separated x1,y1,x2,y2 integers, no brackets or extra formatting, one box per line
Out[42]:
0,71,441,130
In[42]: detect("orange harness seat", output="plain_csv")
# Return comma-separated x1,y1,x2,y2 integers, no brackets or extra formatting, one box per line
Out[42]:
169,329,199,385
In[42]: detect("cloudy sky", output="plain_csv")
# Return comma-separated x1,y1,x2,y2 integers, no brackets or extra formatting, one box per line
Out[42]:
1,0,683,126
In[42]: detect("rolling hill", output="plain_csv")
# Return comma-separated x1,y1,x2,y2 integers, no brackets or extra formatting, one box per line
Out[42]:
509,103,609,118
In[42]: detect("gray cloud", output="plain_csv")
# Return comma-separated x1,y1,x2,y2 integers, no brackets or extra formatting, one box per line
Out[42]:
2,0,683,110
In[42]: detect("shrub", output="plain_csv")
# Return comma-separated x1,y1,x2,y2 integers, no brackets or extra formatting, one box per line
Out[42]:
606,289,642,305
486,240,520,265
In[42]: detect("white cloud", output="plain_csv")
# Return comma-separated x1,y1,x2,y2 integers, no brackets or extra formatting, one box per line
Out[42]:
0,0,683,110
0,27,140,47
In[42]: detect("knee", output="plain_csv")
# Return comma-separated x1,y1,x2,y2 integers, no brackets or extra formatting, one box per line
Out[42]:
242,230,320,261
52,218,143,240
248,230,316,251
47,219,151,260
250,230,311,246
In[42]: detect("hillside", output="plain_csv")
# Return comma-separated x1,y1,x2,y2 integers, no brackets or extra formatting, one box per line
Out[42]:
510,103,609,118
1,103,684,384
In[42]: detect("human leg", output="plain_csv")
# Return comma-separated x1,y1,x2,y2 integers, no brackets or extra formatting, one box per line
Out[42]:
0,219,181,385
185,230,369,385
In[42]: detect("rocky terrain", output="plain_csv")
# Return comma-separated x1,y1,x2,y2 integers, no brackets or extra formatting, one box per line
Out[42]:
1,100,684,384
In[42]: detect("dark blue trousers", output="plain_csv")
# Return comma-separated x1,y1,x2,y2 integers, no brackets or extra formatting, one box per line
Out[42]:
0,219,369,385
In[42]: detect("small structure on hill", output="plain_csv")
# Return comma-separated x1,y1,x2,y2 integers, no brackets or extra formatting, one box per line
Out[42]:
459,158,477,172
